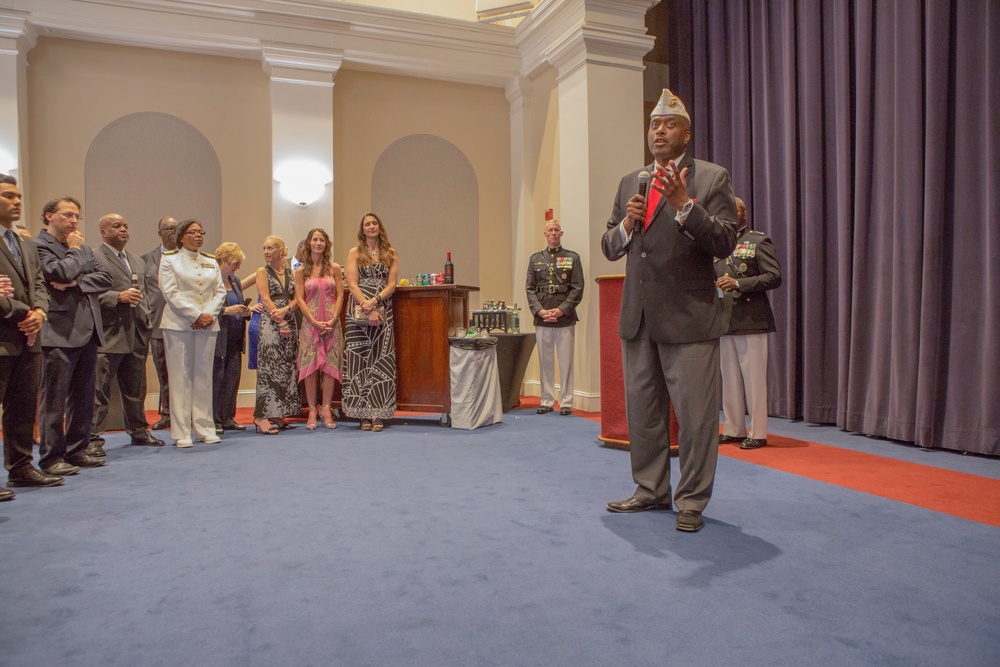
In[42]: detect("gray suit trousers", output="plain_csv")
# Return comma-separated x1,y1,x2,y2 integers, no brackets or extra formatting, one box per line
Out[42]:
621,317,720,512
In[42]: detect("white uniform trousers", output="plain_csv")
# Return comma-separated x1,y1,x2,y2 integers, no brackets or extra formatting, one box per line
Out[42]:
719,332,769,440
536,324,575,409
163,329,219,442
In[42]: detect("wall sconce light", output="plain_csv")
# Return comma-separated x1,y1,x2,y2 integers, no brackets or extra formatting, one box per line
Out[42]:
274,159,332,207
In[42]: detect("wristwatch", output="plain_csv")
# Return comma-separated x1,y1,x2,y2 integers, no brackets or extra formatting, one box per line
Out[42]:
32,308,47,321
678,199,695,218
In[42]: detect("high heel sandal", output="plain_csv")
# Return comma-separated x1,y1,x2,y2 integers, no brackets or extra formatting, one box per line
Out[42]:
254,419,280,435
306,407,318,430
319,405,337,429
274,419,295,430
360,419,372,431
371,419,384,432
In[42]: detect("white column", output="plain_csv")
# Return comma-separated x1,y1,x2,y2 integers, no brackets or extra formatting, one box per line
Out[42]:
507,76,534,322
261,46,342,248
546,18,653,413
0,12,36,193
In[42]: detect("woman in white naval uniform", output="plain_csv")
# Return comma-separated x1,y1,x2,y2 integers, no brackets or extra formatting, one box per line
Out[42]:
159,219,227,447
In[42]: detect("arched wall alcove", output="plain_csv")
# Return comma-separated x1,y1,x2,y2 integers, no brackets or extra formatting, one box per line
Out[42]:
371,134,478,285
85,112,222,253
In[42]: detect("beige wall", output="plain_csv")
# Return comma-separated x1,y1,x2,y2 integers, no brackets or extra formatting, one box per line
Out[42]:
333,68,512,305
24,38,514,407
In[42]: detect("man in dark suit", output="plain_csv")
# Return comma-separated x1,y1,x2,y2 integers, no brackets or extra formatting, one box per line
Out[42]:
716,197,781,450
601,89,738,532
34,197,113,476
142,216,178,431
89,213,164,453
0,175,63,495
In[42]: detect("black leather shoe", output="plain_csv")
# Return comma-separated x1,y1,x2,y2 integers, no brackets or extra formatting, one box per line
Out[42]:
90,435,106,445
740,437,767,450
0,486,14,501
65,453,106,468
536,406,553,414
151,416,171,430
215,425,225,435
222,421,246,431
559,407,572,416
85,442,107,457
42,461,80,476
131,433,165,447
8,467,64,487
606,496,672,513
676,509,704,532
718,434,743,444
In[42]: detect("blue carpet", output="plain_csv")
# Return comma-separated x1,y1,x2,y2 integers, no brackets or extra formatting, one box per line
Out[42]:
2,411,998,666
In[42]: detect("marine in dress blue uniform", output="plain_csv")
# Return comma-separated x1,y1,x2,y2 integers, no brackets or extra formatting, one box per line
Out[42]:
526,219,584,415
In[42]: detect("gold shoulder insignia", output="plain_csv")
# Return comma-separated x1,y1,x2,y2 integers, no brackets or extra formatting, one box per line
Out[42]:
200,251,216,259
163,249,179,255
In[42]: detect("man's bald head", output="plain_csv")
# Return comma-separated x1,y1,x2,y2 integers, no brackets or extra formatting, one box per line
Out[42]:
99,213,129,250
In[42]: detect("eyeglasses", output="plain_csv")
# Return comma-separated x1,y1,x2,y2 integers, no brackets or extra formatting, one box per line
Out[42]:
58,212,83,221
185,230,206,237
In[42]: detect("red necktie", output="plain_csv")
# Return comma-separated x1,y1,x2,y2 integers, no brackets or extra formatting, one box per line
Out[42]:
643,179,661,231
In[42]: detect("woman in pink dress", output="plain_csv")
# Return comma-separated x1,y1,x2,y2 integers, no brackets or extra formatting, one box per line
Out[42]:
294,228,345,429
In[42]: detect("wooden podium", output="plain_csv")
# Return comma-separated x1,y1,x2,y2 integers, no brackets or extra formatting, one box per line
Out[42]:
596,274,678,453
393,284,478,415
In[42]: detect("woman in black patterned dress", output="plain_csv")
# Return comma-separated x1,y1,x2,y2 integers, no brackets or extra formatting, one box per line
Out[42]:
253,235,301,434
342,213,399,432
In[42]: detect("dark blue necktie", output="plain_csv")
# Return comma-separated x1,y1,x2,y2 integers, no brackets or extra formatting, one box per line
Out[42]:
5,228,22,268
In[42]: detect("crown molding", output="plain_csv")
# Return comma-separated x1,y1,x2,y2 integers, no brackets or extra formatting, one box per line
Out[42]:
13,0,522,87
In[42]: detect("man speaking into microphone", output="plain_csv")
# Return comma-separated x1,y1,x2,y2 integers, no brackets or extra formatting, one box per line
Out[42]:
600,89,738,533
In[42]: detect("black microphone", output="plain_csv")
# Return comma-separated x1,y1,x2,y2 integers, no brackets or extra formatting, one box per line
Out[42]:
637,170,651,199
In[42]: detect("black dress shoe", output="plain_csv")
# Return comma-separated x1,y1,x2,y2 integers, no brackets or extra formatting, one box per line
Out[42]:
718,434,743,444
65,453,106,468
90,435,106,445
0,486,14,501
222,421,246,431
8,467,64,487
215,425,225,435
606,496,673,513
85,442,106,457
42,461,80,476
536,406,553,414
740,437,768,450
131,433,165,447
151,417,171,430
676,509,704,532
559,407,572,416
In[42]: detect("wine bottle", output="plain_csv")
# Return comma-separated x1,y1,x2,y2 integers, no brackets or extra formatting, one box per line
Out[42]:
444,251,454,284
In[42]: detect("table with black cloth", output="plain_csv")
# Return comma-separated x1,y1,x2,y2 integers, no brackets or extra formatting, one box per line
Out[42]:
492,332,536,412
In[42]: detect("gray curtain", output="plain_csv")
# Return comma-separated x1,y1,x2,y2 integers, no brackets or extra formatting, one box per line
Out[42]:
664,0,1000,455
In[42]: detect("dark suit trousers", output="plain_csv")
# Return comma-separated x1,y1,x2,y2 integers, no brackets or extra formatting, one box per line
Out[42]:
1,352,42,474
213,349,243,427
621,316,721,512
92,345,150,437
149,337,170,415
40,338,99,468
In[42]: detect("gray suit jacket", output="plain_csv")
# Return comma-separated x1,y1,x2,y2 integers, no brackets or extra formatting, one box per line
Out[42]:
602,156,739,344
95,243,152,354
0,225,48,355
34,229,113,349
141,245,166,340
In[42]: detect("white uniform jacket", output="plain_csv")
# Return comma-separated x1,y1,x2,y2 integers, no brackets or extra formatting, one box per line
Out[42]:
158,248,227,332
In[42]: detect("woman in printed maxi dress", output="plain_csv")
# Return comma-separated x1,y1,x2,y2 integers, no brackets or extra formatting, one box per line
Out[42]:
342,213,399,432
252,235,301,434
